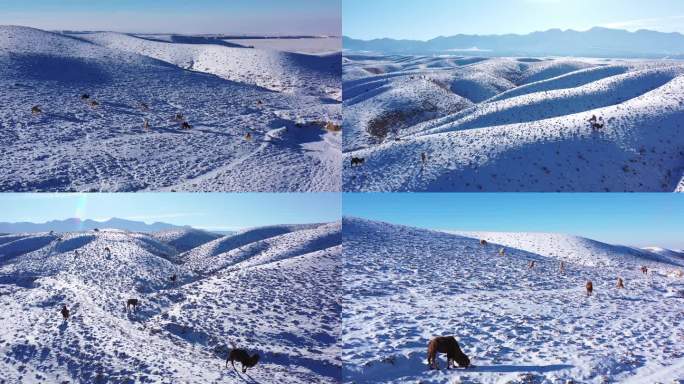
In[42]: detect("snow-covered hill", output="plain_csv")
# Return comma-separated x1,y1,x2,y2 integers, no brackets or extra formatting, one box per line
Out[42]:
343,55,684,192
342,217,684,383
450,231,684,268
0,222,341,383
0,26,341,192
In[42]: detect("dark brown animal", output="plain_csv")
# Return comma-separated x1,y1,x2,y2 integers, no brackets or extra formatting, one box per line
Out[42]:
181,121,192,129
61,305,70,321
528,261,536,269
126,298,140,312
641,266,648,274
351,157,365,167
226,349,260,373
245,132,252,141
559,261,565,274
427,336,470,369
616,277,624,289
81,94,90,100
31,106,42,115
89,100,99,108
479,239,488,246
421,152,427,164
586,281,593,296
170,274,177,284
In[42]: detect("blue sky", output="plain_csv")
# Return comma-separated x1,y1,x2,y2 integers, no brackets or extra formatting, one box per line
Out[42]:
344,0,684,40
0,0,340,35
0,193,340,231
344,193,684,249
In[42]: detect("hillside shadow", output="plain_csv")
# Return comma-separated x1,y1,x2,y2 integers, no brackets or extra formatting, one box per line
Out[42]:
9,53,112,85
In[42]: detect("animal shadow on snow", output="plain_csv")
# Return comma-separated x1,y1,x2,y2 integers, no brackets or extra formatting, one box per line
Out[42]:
470,363,574,373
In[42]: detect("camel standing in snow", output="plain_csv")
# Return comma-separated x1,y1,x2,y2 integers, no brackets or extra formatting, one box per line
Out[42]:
427,336,470,369
227,348,260,373
586,281,593,296
61,305,70,321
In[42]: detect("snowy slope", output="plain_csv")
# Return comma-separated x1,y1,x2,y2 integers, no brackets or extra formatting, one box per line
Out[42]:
342,217,684,383
149,228,223,254
343,55,684,192
79,32,341,97
0,26,341,192
450,231,684,268
0,222,341,383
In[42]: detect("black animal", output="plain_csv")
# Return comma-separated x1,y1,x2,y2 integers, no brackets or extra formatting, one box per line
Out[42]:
61,305,70,321
351,157,365,167
170,274,177,284
181,121,192,129
81,94,90,100
126,299,140,312
226,348,260,373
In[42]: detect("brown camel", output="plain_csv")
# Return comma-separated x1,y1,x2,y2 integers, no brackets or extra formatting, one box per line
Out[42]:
427,336,470,370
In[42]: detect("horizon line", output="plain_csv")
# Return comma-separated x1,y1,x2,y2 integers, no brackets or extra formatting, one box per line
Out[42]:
343,25,684,42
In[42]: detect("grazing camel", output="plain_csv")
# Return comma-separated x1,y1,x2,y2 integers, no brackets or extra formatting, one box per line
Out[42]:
61,305,70,321
616,277,624,289
640,266,648,275
227,348,260,373
586,281,593,296
126,299,140,312
427,336,470,370
181,121,192,129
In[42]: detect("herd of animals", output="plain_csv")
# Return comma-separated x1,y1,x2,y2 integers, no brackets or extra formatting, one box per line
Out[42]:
29,93,259,138
347,114,610,169
29,93,340,141
51,239,672,375
54,246,261,375
418,239,673,371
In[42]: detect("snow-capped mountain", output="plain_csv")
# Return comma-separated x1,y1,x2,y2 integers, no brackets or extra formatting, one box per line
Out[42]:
0,217,189,234
344,27,684,58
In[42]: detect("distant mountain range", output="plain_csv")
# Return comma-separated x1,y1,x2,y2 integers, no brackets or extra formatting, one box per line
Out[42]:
0,218,189,233
344,27,684,58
